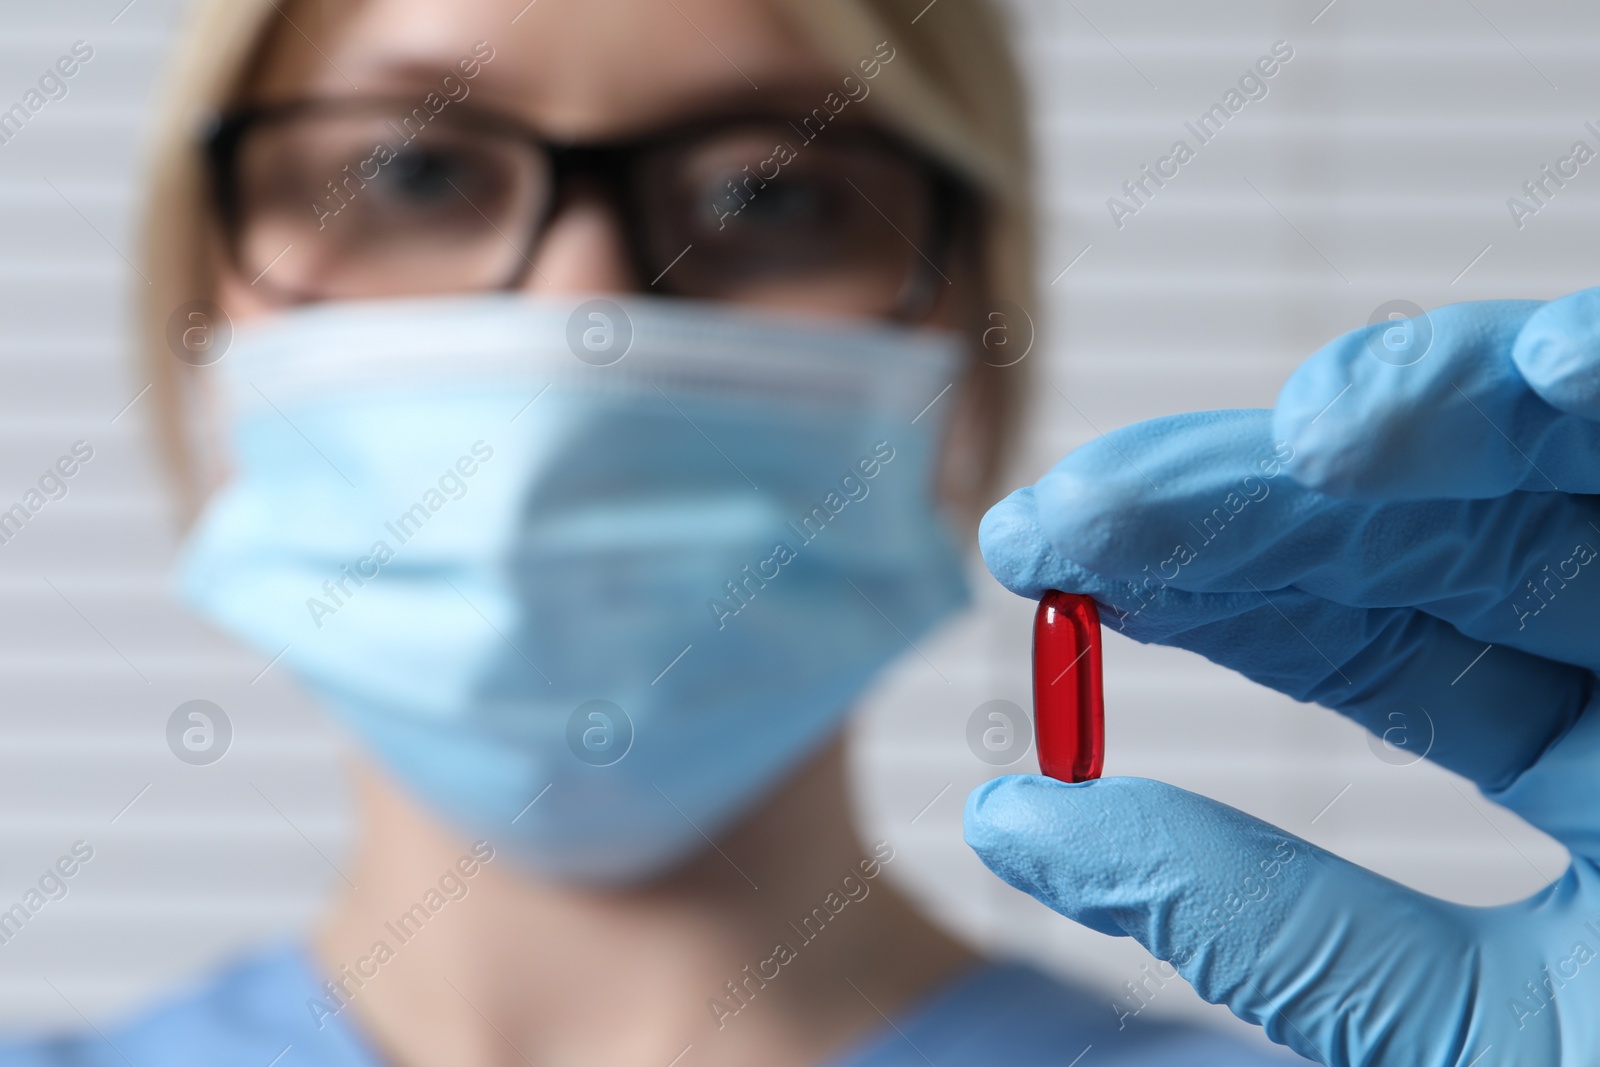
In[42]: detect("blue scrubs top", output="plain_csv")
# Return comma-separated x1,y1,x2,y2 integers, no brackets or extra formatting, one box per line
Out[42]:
0,943,1299,1065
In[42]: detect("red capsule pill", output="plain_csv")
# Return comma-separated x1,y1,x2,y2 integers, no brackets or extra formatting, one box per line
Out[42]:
1032,590,1104,783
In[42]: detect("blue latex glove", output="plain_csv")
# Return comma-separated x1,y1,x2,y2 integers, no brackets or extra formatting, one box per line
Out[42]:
966,289,1600,1066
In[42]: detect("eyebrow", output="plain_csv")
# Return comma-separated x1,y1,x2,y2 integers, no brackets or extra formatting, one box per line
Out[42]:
345,56,489,92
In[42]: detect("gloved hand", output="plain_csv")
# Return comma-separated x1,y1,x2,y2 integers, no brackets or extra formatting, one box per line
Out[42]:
965,289,1600,1066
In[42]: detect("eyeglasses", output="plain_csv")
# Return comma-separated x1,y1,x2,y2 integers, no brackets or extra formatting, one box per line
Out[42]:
204,97,972,320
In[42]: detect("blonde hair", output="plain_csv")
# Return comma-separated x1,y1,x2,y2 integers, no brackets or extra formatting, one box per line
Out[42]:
138,0,1035,523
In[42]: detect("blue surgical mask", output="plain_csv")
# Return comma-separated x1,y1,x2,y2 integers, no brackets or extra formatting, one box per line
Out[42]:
177,293,970,883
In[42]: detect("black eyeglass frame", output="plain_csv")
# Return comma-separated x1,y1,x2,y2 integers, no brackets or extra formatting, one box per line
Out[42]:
202,97,979,321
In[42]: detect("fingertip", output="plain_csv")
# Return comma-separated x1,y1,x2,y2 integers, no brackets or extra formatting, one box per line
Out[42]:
961,775,1010,851
977,487,1046,597
962,774,1108,860
963,774,1027,847
963,775,1119,926
965,772,1080,829
1513,287,1600,418
1032,465,1127,575
966,776,1216,942
978,489,1127,602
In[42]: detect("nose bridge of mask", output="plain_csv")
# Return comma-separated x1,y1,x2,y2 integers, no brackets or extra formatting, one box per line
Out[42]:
224,292,961,417
218,294,963,541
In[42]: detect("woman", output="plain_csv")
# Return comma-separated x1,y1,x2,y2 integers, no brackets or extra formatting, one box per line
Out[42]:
5,0,1294,1063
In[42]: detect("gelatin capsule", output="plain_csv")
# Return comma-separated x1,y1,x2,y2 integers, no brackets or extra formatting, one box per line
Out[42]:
1032,590,1104,783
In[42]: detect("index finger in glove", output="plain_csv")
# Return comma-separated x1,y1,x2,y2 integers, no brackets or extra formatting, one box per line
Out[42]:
1022,408,1600,672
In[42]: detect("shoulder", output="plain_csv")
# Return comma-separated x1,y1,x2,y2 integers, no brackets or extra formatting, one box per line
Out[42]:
0,943,379,1067
830,961,1300,1066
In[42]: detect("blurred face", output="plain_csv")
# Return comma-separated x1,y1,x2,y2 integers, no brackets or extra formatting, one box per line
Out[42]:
182,0,992,884
215,0,973,332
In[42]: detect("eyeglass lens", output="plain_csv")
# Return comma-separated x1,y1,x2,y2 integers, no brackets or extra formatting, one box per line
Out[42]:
227,106,941,315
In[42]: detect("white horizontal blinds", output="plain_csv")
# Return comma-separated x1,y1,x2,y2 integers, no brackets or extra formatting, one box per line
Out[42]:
0,0,352,1028
0,0,1580,1041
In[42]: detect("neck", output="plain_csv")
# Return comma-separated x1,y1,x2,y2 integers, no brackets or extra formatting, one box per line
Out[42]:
313,738,979,1067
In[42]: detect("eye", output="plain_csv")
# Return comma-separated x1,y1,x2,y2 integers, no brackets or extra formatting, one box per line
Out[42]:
738,177,828,228
701,169,840,234
378,147,466,205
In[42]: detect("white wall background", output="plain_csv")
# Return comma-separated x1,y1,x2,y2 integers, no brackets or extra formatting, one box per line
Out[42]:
0,0,1588,1049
